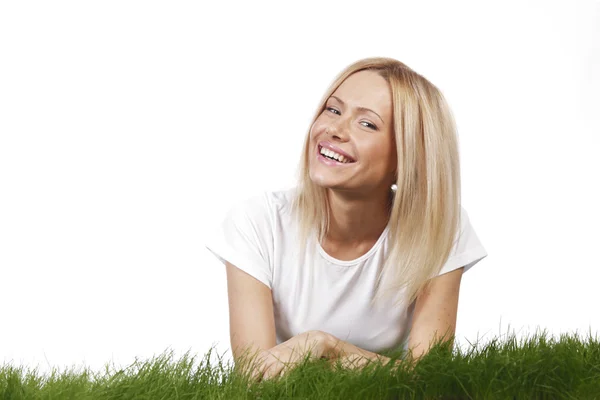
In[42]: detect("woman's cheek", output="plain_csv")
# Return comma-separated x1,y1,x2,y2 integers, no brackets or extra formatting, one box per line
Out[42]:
310,122,324,138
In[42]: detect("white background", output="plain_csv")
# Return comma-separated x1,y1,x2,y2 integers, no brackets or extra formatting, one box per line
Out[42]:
1,1,598,375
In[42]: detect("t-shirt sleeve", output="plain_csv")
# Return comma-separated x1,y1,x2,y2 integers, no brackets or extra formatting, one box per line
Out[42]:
436,206,488,277
204,193,274,289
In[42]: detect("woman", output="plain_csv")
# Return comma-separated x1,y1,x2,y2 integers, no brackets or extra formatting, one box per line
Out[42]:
205,57,488,381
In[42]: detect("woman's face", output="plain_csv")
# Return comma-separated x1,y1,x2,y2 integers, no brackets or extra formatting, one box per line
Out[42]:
309,70,396,195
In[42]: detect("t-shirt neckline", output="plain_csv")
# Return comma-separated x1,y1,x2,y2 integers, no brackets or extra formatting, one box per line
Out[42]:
316,223,391,266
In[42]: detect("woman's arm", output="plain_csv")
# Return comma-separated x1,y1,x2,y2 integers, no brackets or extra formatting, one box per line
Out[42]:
407,267,463,360
323,334,396,370
225,262,330,381
225,261,277,368
321,333,444,372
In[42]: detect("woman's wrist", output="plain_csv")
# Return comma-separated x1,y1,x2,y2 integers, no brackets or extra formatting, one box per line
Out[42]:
317,332,394,367
314,330,337,359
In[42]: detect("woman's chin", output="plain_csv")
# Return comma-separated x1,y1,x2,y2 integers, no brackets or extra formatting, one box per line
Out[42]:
309,179,346,191
309,173,339,188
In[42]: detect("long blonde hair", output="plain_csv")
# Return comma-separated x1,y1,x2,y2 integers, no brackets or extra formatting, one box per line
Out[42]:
290,57,462,308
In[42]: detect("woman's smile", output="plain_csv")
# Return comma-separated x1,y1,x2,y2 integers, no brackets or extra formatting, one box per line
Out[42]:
316,143,356,166
316,149,355,166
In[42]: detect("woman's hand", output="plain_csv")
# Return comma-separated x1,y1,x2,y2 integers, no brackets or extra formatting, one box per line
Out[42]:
246,330,331,382
329,353,374,371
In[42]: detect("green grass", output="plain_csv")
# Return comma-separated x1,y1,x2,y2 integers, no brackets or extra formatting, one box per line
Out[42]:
2,328,600,399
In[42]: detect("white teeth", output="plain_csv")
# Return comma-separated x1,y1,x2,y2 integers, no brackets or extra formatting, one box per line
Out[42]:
319,146,352,163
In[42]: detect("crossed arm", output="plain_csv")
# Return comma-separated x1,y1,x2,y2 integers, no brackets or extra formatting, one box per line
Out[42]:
225,261,464,380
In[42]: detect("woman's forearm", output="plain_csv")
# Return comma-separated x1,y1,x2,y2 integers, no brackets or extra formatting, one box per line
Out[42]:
321,333,402,371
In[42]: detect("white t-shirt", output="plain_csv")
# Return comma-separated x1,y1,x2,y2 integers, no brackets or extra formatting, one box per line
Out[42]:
205,188,488,354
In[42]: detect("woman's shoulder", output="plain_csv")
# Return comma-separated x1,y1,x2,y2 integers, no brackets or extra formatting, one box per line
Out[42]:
266,186,296,213
230,186,296,221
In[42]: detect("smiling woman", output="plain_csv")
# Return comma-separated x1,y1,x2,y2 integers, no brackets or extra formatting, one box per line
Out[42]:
205,57,488,381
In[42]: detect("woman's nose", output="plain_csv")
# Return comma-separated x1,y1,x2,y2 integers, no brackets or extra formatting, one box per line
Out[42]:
326,121,350,141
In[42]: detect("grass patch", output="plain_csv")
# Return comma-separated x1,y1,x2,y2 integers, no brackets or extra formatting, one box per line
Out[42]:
2,328,600,399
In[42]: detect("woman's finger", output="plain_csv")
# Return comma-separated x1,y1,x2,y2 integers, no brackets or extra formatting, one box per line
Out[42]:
264,361,284,381
263,365,277,380
251,361,266,382
278,365,288,378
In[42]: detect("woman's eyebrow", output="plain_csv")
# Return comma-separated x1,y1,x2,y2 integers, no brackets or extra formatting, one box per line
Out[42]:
329,95,384,125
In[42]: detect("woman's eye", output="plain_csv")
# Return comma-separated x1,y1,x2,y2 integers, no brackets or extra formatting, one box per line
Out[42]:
361,121,377,130
325,107,377,130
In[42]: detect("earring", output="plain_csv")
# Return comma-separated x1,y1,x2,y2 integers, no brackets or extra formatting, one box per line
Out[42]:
391,184,397,192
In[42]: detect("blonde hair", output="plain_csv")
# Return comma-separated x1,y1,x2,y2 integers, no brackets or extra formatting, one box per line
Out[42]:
290,57,462,309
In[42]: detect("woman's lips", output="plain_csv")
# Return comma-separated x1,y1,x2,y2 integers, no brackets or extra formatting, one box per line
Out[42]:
316,146,355,166
318,141,355,162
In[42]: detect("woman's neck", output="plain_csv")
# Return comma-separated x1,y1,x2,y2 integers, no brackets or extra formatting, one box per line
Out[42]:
324,188,391,246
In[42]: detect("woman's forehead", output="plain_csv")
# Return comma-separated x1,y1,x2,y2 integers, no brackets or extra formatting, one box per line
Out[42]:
331,71,392,116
